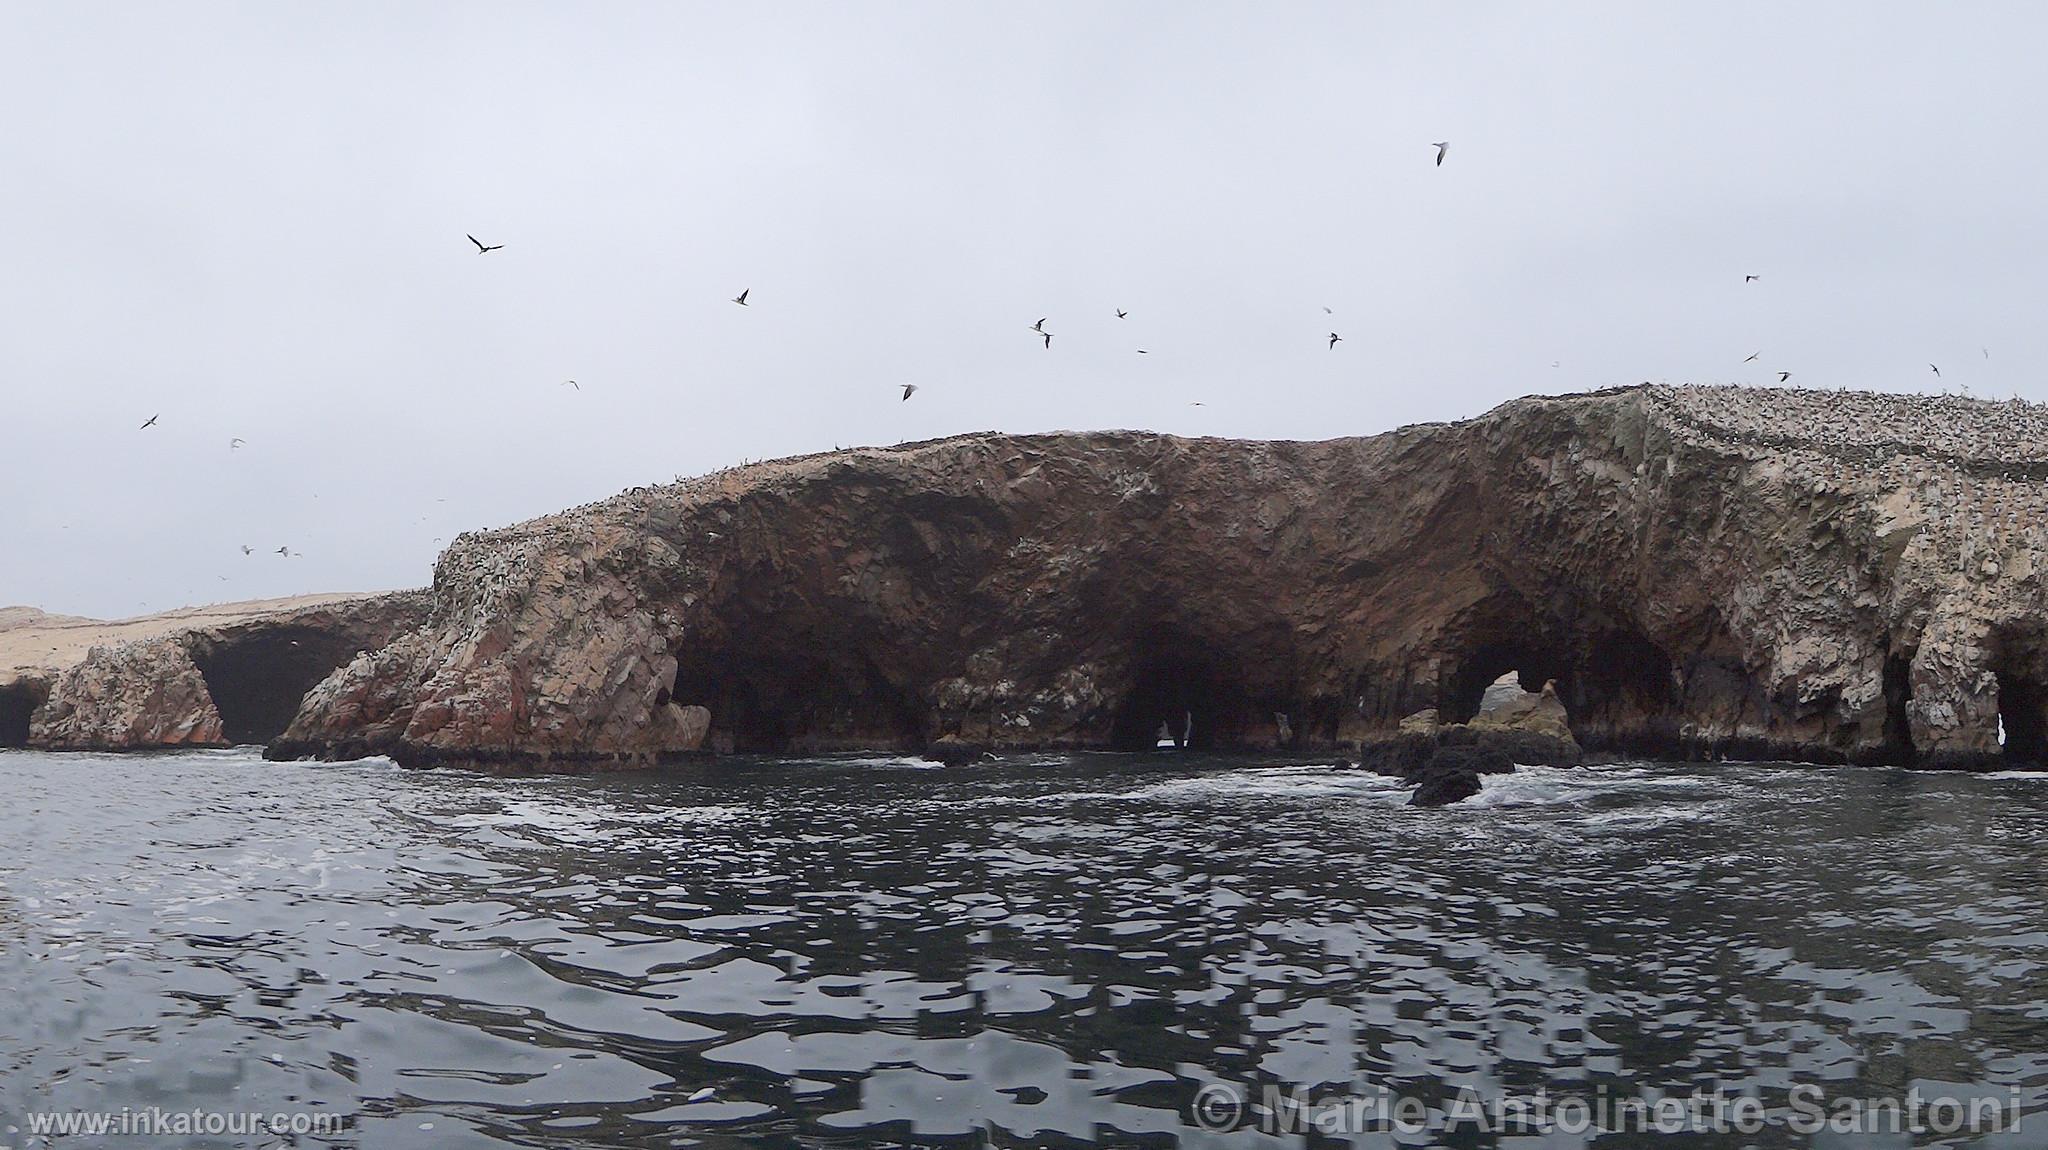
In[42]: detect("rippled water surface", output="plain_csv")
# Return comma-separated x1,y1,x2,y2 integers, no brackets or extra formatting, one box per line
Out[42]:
5,749,2048,1148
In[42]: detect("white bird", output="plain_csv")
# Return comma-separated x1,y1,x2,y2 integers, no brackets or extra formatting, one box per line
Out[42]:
686,1087,716,1104
1431,141,1449,166
240,545,252,556
229,437,245,449
562,380,579,390
466,234,503,254
900,383,918,402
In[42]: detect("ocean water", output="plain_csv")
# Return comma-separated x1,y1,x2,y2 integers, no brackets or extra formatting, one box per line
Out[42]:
3,749,2048,1148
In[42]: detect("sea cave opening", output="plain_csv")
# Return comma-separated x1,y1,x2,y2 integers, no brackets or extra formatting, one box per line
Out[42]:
188,627,366,746
1882,652,1917,765
669,642,926,753
1995,670,2048,766
0,682,40,747
1107,632,1251,751
1438,639,1573,726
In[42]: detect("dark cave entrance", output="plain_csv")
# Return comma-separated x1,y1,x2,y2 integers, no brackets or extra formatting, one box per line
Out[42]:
188,627,367,745
1438,639,1574,726
1882,652,1917,765
669,642,927,753
0,682,41,747
1997,671,2048,766
1108,632,1251,751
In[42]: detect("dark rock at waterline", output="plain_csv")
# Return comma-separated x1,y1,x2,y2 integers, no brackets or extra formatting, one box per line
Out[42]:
1410,765,1484,807
923,736,992,767
1435,725,1579,769
1423,743,1517,776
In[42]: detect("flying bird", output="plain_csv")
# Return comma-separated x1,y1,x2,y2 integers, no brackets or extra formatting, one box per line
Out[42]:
1743,352,1761,363
1744,274,1760,283
1031,318,1046,333
1042,332,1053,349
731,289,749,306
240,545,252,556
1431,141,1449,166
1329,333,1342,349
1115,309,1127,319
1930,364,1941,378
562,379,579,390
900,383,918,402
467,234,503,254
1322,306,1334,314
275,546,291,557
229,437,245,449
1777,371,1792,382
139,414,158,429
1136,349,1149,354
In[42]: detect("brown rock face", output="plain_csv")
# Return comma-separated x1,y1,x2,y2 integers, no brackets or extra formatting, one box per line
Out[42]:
271,386,2048,771
28,592,428,750
30,637,225,749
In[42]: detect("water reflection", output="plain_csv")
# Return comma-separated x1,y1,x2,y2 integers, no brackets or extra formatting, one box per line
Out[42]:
2,750,2046,1147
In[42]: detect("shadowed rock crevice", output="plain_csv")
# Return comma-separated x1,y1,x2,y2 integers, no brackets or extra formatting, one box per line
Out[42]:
1882,651,1917,765
1996,670,2048,766
1107,629,1253,751
0,680,43,747
189,625,376,745
670,646,926,754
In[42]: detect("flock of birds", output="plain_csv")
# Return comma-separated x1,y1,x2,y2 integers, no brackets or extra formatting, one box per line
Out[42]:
121,138,2012,580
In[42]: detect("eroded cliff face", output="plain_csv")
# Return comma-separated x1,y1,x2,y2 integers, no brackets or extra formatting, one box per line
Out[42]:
28,592,429,749
269,386,2048,771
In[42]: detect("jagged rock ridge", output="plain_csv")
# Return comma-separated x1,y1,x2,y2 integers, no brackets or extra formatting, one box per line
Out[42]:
269,385,2048,771
26,592,429,749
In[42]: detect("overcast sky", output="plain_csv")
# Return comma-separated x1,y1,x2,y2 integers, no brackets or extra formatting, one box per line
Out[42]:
4,2,2042,618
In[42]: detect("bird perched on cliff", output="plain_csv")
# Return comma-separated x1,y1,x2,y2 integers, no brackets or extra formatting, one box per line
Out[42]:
1431,141,1449,166
466,234,503,254
900,383,917,402
139,414,158,429
1329,333,1342,349
1777,371,1793,382
731,288,749,306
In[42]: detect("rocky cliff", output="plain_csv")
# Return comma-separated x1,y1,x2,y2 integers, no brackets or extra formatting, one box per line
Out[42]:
25,592,429,750
266,385,2048,772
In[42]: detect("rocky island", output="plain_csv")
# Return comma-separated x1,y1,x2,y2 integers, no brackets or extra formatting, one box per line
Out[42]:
15,385,2048,776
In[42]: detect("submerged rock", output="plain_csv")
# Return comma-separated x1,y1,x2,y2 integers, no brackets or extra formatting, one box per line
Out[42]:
1410,764,1484,807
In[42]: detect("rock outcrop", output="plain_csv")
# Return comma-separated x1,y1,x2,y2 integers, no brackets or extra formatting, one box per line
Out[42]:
25,592,428,750
269,385,2048,772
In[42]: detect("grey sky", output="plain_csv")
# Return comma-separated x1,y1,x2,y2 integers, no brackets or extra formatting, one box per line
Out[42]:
4,2,2042,618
